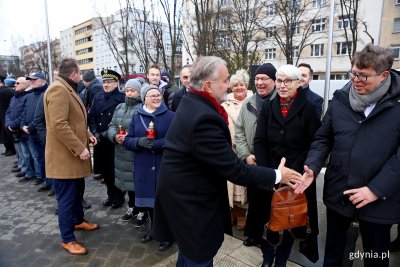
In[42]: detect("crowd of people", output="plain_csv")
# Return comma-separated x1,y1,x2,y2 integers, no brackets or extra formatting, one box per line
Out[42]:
0,43,399,267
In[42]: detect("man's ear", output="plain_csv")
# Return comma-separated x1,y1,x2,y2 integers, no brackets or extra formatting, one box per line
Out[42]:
204,81,213,94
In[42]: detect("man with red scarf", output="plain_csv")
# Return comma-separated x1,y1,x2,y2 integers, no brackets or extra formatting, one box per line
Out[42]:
152,56,303,267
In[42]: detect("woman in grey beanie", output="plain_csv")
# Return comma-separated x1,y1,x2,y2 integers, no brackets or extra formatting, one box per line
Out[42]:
108,79,143,221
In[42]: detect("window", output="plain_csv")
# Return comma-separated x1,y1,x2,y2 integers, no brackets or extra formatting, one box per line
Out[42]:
292,46,299,58
139,65,145,73
265,26,276,38
338,15,354,29
311,44,324,56
75,26,92,35
393,46,400,59
75,36,92,45
337,42,352,55
76,47,93,55
220,0,229,6
218,17,229,28
266,4,275,16
217,34,228,45
312,19,326,32
165,44,171,51
265,48,276,60
330,74,347,80
394,18,400,33
294,23,300,34
313,0,326,8
77,58,93,65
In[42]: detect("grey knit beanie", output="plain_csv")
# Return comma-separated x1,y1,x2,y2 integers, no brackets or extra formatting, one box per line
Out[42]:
141,84,160,102
124,79,142,93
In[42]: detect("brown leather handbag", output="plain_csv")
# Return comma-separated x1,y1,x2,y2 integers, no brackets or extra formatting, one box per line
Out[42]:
263,184,310,246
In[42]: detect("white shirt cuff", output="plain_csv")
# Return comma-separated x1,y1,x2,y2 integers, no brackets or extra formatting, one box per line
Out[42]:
274,169,281,184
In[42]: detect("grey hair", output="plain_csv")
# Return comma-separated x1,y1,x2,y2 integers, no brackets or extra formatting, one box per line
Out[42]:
351,43,394,73
230,69,249,87
189,56,227,91
276,65,301,80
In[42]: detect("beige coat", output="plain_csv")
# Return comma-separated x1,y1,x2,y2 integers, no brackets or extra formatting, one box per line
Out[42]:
222,90,253,208
44,77,93,179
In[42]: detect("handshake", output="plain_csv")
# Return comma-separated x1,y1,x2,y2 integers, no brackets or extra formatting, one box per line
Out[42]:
277,158,313,191
138,137,154,150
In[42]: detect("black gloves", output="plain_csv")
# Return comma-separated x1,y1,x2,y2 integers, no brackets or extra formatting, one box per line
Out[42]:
138,137,154,150
93,130,108,143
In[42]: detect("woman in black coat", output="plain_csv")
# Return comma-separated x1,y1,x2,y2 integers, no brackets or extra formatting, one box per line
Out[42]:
254,65,321,267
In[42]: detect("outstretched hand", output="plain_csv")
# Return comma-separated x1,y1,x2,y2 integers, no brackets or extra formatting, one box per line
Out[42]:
278,157,303,188
294,165,314,194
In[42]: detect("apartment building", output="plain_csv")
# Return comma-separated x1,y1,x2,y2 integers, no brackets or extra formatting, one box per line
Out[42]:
379,0,400,69
73,19,96,72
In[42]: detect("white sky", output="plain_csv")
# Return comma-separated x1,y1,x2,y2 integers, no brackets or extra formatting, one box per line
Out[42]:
0,0,120,55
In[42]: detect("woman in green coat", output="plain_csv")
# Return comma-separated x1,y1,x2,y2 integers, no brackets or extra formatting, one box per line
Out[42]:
108,79,142,221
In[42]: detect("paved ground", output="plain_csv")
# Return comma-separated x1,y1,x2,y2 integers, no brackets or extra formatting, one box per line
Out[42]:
0,149,399,267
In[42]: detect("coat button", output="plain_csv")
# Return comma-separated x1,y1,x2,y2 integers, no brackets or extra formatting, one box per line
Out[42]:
101,113,103,115
99,123,102,126
108,113,111,116
151,166,155,170
280,130,284,134
358,121,362,123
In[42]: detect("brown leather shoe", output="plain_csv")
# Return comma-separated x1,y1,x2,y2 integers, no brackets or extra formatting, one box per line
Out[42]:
61,241,87,255
74,220,99,231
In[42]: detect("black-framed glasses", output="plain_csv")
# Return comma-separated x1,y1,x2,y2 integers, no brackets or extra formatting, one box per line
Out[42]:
348,70,382,82
276,79,298,86
146,94,162,99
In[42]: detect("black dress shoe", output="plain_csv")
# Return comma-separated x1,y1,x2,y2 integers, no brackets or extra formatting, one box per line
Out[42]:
37,184,51,192
243,238,260,247
111,199,124,209
48,189,55,196
158,241,172,251
102,198,113,207
12,167,21,172
4,151,16,156
141,232,153,243
15,172,26,178
34,179,44,185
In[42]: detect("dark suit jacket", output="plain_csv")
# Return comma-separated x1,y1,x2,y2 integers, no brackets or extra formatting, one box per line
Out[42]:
304,86,323,118
153,92,277,262
171,86,187,112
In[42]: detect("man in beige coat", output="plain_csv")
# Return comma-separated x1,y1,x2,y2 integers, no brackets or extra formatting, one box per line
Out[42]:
44,58,99,255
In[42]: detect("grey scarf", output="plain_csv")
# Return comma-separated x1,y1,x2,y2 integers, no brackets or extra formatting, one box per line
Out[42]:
349,76,391,112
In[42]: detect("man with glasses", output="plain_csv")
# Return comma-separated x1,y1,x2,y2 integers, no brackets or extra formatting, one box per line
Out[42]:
171,65,192,111
298,63,324,118
235,63,277,247
88,69,125,209
295,44,400,267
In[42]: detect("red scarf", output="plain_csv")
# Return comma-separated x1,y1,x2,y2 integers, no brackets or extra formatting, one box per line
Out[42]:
189,88,229,125
279,89,298,118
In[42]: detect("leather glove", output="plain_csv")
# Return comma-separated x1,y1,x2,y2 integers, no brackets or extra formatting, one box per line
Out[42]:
138,137,154,150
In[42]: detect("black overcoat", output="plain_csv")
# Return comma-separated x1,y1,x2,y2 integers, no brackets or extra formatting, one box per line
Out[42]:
253,88,321,262
153,92,278,263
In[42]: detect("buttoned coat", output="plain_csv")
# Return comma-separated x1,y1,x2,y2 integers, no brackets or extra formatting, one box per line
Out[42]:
152,93,278,263
44,76,93,179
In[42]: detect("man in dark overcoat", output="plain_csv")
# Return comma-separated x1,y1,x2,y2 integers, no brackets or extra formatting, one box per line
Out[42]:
152,56,303,266
88,69,125,208
0,75,16,156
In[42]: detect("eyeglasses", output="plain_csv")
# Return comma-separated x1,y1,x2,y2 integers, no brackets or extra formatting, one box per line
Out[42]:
15,82,26,85
276,79,298,86
348,70,382,82
255,77,271,82
146,94,162,99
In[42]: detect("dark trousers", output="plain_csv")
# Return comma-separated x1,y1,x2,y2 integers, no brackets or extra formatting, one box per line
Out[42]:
176,251,213,267
324,208,391,267
53,178,85,244
261,231,295,267
127,190,135,207
93,141,123,201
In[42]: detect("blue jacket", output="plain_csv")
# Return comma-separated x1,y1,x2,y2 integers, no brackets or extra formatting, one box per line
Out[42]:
88,88,125,135
33,93,46,145
5,90,32,141
22,84,48,136
123,103,174,208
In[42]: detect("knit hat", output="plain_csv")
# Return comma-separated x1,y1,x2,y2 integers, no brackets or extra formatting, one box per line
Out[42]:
141,84,160,102
124,79,142,93
82,70,96,82
255,63,277,81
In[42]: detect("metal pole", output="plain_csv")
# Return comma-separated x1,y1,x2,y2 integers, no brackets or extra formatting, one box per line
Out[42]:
323,0,335,115
44,0,53,83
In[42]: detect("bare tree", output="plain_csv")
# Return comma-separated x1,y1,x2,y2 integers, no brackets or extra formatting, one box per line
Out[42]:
97,0,135,78
215,0,268,72
260,0,327,65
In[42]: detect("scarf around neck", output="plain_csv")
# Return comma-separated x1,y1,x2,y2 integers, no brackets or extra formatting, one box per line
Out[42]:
189,88,229,125
349,76,391,112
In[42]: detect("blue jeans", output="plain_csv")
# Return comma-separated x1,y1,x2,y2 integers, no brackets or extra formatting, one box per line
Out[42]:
176,251,213,267
20,140,35,177
53,178,85,243
14,142,26,171
27,136,45,180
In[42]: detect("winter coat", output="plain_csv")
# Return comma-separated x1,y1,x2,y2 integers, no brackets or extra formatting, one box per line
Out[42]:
254,88,321,263
33,93,46,145
5,90,31,141
22,84,48,138
235,91,276,160
152,92,278,263
0,86,14,125
222,90,253,208
44,76,93,179
306,70,400,224
123,103,174,208
80,78,103,111
171,86,187,112
108,96,142,192
303,86,324,118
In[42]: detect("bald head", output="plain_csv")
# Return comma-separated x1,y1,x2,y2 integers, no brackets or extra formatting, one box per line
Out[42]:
15,77,30,92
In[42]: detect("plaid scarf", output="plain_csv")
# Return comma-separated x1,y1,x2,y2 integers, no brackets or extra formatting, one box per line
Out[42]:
279,89,298,118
